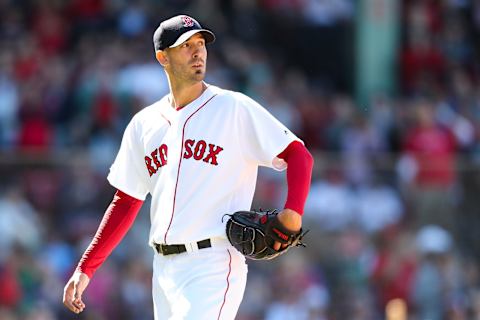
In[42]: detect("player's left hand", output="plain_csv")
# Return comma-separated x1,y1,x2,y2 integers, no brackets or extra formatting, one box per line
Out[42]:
63,271,90,314
273,208,302,251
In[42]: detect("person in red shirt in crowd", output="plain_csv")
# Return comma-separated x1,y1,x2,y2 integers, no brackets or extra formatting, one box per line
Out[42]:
401,98,457,231
401,0,446,94
371,226,417,315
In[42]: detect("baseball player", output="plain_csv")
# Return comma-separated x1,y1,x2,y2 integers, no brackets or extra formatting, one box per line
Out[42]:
63,15,313,319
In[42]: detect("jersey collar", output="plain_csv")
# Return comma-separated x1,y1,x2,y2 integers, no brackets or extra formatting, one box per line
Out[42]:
160,83,215,123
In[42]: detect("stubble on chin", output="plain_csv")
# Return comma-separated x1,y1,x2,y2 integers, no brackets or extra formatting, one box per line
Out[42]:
193,68,206,81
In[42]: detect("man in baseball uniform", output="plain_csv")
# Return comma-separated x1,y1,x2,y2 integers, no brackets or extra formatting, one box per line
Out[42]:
63,15,313,319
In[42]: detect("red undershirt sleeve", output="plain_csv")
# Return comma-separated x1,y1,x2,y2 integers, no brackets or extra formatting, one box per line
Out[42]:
76,190,144,279
277,141,314,215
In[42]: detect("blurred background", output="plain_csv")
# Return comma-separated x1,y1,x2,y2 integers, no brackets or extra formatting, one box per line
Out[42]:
1,0,480,319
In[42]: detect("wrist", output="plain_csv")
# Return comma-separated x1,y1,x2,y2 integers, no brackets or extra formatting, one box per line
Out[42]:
75,267,92,280
283,201,304,216
278,208,302,231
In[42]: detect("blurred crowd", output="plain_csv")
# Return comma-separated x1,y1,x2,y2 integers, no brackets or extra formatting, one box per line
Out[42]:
1,0,480,319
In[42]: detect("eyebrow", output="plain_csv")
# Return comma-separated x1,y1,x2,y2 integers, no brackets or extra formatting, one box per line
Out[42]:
189,35,205,42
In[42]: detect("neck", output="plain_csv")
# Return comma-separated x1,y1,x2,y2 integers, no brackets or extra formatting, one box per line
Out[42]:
168,79,206,110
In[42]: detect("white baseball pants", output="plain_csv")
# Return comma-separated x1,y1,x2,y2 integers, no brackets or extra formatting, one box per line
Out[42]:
152,240,248,320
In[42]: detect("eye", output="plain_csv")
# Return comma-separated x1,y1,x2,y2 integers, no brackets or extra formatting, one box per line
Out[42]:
181,43,189,48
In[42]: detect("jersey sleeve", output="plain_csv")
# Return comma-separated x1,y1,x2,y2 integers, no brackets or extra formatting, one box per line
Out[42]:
107,118,150,200
236,93,302,171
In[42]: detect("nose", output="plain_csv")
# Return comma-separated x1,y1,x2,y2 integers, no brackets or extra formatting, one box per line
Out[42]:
192,43,203,59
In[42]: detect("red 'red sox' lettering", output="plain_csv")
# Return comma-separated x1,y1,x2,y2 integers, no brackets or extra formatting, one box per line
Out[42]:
183,139,224,165
145,139,224,176
183,139,195,159
145,144,168,176
202,144,223,165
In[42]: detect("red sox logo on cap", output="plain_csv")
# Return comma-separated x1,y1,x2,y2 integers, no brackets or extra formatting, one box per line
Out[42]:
182,16,195,27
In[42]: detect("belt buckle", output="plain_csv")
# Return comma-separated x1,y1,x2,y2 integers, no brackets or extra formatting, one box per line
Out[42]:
155,243,165,255
157,244,184,255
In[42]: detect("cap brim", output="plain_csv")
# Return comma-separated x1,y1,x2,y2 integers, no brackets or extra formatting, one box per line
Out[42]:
169,29,215,48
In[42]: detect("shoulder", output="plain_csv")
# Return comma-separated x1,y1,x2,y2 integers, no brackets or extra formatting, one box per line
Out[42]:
130,96,168,125
123,96,169,136
207,85,263,111
209,85,256,104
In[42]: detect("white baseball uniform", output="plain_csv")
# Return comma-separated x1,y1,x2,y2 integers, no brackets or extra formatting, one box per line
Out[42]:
107,83,301,319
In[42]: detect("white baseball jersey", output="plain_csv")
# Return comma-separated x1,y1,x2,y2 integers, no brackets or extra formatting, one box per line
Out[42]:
107,84,301,245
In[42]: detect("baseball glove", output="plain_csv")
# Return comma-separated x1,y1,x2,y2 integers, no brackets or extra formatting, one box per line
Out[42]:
224,209,307,260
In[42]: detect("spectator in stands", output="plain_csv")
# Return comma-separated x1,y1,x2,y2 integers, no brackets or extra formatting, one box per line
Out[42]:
400,97,457,231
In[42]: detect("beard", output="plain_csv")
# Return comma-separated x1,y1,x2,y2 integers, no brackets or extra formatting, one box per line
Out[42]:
192,67,206,81
189,59,206,81
169,59,206,84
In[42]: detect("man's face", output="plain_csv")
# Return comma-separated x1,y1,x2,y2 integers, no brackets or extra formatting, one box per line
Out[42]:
164,33,207,83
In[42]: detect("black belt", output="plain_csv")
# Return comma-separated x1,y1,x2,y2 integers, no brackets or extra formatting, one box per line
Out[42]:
154,239,212,256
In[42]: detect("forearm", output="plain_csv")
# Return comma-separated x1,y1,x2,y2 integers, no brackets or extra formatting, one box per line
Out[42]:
76,190,143,278
277,141,314,215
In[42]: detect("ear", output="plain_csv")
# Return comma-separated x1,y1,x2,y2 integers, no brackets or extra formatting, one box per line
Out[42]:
156,50,168,67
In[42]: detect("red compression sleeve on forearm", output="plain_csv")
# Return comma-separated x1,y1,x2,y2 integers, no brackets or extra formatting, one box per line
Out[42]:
76,190,143,279
277,141,314,215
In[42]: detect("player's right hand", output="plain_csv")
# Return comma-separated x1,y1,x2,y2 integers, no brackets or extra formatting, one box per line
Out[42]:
63,271,90,314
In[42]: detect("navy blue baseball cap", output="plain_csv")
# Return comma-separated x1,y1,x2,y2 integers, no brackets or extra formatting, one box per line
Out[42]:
153,15,215,51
